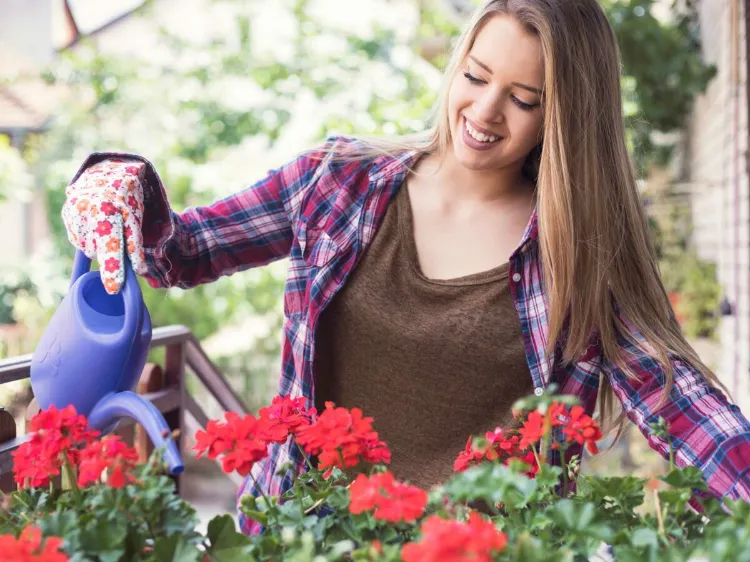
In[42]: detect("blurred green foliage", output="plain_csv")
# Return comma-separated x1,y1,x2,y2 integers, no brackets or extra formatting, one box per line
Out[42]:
0,135,32,203
676,254,721,339
603,0,716,172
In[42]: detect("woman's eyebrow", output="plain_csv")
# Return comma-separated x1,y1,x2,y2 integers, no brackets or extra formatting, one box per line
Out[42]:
468,55,543,95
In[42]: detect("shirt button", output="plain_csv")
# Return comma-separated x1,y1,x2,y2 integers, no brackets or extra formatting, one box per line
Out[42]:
512,273,521,282
534,387,544,397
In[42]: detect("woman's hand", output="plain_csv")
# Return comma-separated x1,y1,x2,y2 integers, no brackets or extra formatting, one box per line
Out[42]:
62,159,148,294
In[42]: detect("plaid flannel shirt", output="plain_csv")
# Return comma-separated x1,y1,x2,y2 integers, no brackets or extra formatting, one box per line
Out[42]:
70,136,750,535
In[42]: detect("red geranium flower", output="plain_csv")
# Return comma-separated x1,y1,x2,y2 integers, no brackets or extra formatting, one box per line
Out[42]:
401,512,507,562
193,412,271,476
77,435,139,488
194,419,234,460
257,395,316,444
349,472,427,523
505,450,540,478
219,439,270,477
484,427,522,459
295,402,391,478
12,405,99,488
454,436,487,472
0,526,68,562
28,405,98,444
548,401,569,426
562,405,602,454
518,410,547,450
454,427,526,472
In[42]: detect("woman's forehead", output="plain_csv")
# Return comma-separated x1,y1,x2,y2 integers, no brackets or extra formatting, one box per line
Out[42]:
469,15,544,87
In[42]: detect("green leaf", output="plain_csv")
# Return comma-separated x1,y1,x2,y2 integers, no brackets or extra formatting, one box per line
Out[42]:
630,527,659,548
546,500,613,543
37,511,81,552
534,464,564,490
152,534,202,562
443,463,538,510
77,518,127,560
207,514,252,549
659,466,707,491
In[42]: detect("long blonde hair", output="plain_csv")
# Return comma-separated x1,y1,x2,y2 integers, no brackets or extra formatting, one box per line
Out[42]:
320,0,726,434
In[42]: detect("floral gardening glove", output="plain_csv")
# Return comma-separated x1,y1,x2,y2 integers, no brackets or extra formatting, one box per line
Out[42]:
62,159,148,295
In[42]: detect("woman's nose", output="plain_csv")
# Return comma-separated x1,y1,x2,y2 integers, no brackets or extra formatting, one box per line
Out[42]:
472,93,505,126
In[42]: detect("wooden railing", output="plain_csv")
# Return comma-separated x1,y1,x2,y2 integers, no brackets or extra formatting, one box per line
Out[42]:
0,325,248,494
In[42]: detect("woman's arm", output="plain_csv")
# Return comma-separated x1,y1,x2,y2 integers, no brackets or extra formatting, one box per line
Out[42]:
66,138,337,290
602,323,750,502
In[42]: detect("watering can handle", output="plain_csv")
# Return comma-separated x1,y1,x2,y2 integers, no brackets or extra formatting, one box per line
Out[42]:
70,250,138,291
70,250,92,287
70,249,143,339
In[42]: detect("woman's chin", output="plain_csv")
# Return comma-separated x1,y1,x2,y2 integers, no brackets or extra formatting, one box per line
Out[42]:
453,145,502,171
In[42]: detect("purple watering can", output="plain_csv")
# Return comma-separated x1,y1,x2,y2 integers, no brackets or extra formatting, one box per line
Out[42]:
30,250,183,474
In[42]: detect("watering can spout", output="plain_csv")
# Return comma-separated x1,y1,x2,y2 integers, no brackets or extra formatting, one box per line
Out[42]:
88,391,184,474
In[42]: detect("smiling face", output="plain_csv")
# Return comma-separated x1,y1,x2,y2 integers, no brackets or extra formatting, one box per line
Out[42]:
448,14,545,173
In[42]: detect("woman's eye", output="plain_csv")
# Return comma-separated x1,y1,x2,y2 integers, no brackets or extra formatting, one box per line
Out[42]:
463,71,485,85
511,96,536,111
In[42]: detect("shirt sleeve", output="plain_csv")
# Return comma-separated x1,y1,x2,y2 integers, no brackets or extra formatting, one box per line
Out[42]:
602,320,750,502
68,138,339,289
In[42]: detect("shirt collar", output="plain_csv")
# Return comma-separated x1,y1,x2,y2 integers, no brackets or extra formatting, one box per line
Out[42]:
367,148,423,182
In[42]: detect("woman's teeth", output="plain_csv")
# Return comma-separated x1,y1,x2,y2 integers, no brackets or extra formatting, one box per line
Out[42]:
465,119,500,143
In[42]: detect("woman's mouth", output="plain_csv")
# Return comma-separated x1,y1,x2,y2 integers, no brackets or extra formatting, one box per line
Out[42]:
462,116,503,151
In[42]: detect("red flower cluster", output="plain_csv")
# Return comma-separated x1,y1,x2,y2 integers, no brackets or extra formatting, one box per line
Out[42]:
349,471,428,523
194,397,390,480
77,435,139,488
194,395,316,476
194,413,275,476
454,402,601,478
295,402,391,479
401,512,507,562
12,405,110,488
258,395,316,441
454,428,524,472
518,402,568,450
0,526,68,561
562,405,603,454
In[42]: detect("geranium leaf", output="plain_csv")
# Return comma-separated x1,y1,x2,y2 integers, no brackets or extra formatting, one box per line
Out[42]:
659,466,707,491
152,534,202,562
207,514,252,549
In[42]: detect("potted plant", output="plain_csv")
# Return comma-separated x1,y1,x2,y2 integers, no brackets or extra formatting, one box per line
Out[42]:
2,391,749,561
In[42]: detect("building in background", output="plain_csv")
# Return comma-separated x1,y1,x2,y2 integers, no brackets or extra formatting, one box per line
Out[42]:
0,0,146,266
677,0,749,412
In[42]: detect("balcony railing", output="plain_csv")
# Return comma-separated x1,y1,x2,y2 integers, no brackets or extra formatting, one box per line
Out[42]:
0,325,248,494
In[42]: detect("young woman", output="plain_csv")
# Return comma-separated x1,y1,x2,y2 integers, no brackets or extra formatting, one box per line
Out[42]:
62,0,750,535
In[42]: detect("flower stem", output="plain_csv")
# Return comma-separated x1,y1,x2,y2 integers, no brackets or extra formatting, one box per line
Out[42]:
531,445,543,472
653,488,665,536
249,471,277,522
295,441,315,472
62,459,82,504
560,443,569,497
304,498,325,515
667,435,675,472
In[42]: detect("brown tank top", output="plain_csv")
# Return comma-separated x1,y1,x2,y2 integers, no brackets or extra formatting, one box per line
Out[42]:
314,185,533,488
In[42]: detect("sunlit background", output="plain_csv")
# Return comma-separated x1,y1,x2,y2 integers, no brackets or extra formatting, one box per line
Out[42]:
0,0,747,524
